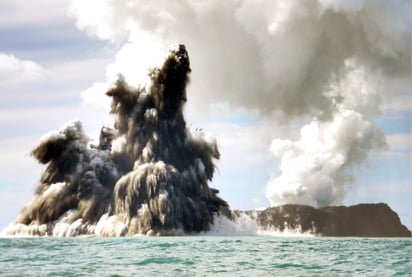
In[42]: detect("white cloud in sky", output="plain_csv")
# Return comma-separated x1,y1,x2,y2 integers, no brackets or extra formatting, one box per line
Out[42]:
0,0,72,27
0,52,113,139
0,53,49,86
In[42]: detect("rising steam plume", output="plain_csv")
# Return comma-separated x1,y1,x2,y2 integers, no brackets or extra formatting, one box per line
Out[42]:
70,0,410,208
5,45,230,236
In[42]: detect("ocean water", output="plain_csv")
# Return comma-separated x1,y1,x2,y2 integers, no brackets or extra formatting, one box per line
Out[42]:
0,236,411,276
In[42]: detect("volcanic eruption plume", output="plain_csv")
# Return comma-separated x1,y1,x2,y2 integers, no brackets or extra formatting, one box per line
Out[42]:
5,45,230,236
70,0,410,210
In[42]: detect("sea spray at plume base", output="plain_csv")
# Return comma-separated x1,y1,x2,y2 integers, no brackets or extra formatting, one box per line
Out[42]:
4,45,231,237
206,213,314,237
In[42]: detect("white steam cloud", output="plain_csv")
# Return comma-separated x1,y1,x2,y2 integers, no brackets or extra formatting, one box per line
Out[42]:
267,59,389,206
70,0,411,207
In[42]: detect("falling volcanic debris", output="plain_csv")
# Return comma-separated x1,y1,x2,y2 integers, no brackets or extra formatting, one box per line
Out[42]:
5,44,231,236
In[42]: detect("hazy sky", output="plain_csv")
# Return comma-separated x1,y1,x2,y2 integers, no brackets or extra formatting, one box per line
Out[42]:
0,0,411,230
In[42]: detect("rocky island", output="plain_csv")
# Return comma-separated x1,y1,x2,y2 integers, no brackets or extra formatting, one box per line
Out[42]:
248,203,411,237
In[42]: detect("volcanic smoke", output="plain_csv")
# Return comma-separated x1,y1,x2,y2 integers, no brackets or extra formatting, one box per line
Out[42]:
4,0,411,236
5,45,231,236
71,0,411,209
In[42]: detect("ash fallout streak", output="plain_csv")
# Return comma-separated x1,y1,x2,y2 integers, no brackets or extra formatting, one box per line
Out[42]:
5,45,230,236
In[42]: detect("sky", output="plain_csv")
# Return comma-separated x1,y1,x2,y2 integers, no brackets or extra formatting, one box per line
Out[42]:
0,0,411,230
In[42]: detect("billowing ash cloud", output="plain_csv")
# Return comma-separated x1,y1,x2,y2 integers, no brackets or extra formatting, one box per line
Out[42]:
70,0,411,207
5,45,230,236
71,0,410,117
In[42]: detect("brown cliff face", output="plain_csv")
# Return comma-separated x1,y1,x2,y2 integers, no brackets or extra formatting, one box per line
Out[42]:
252,203,411,237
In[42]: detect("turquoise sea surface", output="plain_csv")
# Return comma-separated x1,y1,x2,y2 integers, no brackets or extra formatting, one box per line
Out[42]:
1,236,411,276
